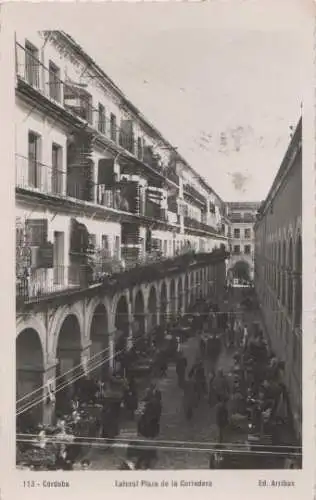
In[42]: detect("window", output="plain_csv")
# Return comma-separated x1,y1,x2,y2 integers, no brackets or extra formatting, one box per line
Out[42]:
114,235,120,259
28,131,41,189
52,144,63,195
244,245,251,255
25,41,40,88
102,235,109,250
110,114,117,142
137,137,143,160
48,61,61,102
84,94,93,124
233,245,240,254
244,228,251,239
233,228,240,239
98,104,106,134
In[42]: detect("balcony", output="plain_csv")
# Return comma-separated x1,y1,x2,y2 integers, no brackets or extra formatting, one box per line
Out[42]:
184,216,217,235
15,42,179,189
16,154,66,197
16,247,228,307
183,183,207,206
16,154,172,227
16,265,91,304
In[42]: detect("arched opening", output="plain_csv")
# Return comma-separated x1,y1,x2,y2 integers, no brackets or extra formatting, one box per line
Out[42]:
115,295,129,362
16,328,44,430
134,290,145,338
190,272,195,304
277,242,281,299
55,315,82,413
287,239,293,315
147,286,157,332
231,260,251,283
170,279,176,320
294,235,302,326
184,274,189,310
177,279,183,316
90,304,109,380
160,282,167,325
281,241,287,305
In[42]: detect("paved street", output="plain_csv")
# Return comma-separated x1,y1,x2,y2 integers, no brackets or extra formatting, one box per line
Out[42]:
84,289,260,470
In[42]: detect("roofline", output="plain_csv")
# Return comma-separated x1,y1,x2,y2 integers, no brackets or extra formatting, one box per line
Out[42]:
256,116,302,219
50,30,223,202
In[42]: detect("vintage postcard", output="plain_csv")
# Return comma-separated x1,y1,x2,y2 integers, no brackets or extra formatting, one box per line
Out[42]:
0,0,315,499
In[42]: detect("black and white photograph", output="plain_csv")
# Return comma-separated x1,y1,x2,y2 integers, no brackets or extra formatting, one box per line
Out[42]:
12,0,310,476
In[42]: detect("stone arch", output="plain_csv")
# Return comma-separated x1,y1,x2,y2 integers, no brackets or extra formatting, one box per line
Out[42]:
86,296,111,342
16,327,45,427
113,293,130,361
134,289,145,336
281,239,287,305
294,233,302,326
50,303,84,359
89,303,110,379
170,277,176,320
276,240,282,299
160,281,168,325
55,314,82,410
177,278,183,315
16,316,47,364
184,273,190,309
147,285,158,332
287,237,294,315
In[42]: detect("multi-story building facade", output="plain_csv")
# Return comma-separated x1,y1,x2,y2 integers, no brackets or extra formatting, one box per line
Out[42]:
254,117,302,438
15,31,228,424
225,202,261,283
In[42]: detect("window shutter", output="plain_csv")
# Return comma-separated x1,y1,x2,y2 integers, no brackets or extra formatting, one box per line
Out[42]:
98,158,115,186
25,219,48,246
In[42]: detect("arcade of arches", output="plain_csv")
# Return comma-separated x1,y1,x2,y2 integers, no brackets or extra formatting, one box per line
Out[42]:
16,262,226,425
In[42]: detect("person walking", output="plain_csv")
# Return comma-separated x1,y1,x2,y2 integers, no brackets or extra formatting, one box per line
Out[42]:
176,352,187,388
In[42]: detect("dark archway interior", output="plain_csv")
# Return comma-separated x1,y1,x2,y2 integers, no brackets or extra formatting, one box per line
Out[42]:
56,314,82,410
170,279,176,318
134,290,145,336
148,287,157,330
16,328,44,428
185,275,189,307
160,283,167,325
115,295,129,357
231,260,251,282
90,304,109,379
178,280,183,313
295,235,302,326
115,295,129,333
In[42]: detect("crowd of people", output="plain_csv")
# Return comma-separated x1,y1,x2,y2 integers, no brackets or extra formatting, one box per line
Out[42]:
16,285,301,470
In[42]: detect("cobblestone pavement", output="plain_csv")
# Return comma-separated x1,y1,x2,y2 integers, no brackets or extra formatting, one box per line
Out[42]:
85,337,236,470
84,288,268,470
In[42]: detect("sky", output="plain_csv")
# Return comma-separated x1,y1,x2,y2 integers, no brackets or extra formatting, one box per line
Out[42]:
14,0,312,202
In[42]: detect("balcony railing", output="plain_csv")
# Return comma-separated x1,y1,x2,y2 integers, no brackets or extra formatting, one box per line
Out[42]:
16,246,228,306
15,42,180,188
16,154,171,224
184,216,217,234
183,183,207,206
16,154,66,197
16,265,91,302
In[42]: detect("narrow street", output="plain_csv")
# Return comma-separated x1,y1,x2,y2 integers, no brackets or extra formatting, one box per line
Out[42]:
85,288,263,470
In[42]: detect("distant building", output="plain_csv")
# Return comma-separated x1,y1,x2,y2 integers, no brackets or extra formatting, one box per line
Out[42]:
225,201,261,283
254,117,302,439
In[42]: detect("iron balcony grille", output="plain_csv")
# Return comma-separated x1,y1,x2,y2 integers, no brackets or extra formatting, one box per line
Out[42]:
16,247,227,305
15,42,180,188
15,154,169,224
